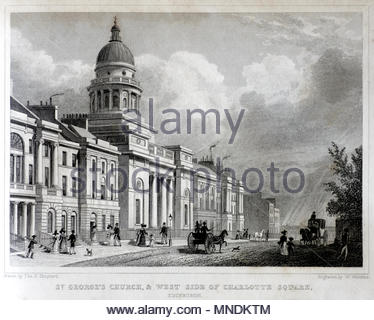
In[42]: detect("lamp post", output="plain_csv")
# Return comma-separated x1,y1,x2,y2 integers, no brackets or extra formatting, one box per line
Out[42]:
168,214,173,247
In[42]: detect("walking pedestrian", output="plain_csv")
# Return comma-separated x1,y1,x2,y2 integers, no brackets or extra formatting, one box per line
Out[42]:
25,235,37,258
113,223,121,246
160,222,168,245
68,230,77,255
58,228,68,254
287,237,295,256
136,224,148,246
278,230,288,256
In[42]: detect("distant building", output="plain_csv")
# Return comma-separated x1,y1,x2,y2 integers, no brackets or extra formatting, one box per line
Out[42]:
243,194,281,237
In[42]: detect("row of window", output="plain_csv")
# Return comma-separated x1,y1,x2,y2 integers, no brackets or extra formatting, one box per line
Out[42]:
62,151,77,167
91,159,115,174
90,180,115,200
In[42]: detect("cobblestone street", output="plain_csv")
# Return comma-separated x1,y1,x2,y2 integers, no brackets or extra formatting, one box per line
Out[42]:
64,240,362,268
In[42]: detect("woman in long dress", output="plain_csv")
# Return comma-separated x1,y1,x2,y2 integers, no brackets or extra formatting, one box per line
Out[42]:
279,230,288,256
107,225,115,246
59,229,68,254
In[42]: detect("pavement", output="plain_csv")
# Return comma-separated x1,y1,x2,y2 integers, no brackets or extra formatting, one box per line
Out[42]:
9,238,255,267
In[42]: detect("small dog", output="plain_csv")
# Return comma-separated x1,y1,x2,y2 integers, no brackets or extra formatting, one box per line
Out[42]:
85,248,93,256
232,246,240,252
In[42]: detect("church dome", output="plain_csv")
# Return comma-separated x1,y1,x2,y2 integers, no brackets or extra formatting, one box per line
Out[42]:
96,41,134,65
96,18,134,66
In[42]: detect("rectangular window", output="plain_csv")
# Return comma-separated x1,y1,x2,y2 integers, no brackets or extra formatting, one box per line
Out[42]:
92,180,96,199
15,156,21,183
62,151,67,166
110,215,115,227
72,177,77,197
62,175,67,196
45,167,49,187
101,184,105,200
110,184,114,200
135,199,141,224
28,164,33,184
44,144,49,157
92,159,96,171
72,154,77,167
101,215,106,231
10,155,14,182
29,139,33,154
101,161,105,174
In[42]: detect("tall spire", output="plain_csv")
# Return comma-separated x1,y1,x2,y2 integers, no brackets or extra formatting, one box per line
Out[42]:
110,16,121,42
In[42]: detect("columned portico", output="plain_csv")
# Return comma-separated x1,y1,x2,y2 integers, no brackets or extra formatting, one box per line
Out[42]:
10,201,36,237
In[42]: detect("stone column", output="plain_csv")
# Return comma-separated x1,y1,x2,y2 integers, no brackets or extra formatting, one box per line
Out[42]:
52,142,58,187
109,89,113,110
167,179,173,225
22,202,27,237
100,89,104,110
30,203,35,236
94,90,98,112
13,202,18,235
189,202,194,230
151,175,158,228
37,139,44,184
161,177,167,225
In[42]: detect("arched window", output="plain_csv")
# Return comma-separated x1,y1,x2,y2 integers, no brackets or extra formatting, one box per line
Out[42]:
104,94,109,109
135,179,144,225
71,211,77,233
61,211,67,231
122,91,128,109
113,92,119,109
10,133,24,183
97,91,102,110
47,210,55,233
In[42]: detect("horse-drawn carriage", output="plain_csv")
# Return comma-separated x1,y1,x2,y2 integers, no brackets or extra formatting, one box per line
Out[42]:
187,230,228,254
300,217,326,245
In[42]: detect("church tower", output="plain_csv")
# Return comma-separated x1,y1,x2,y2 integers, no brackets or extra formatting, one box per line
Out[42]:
87,18,153,149
88,17,142,114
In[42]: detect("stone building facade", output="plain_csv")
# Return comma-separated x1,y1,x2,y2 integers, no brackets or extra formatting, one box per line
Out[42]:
9,19,244,244
243,193,281,237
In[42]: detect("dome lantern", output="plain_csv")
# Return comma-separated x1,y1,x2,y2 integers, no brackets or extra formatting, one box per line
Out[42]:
110,16,121,42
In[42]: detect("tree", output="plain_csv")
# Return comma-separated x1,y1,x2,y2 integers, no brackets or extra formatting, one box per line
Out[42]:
324,142,362,219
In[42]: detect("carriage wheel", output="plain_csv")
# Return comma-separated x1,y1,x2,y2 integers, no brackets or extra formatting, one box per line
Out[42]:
187,232,196,251
204,234,214,254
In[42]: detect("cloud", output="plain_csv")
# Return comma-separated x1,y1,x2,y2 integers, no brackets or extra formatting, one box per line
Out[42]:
241,54,304,105
136,51,230,147
311,48,362,104
11,28,93,112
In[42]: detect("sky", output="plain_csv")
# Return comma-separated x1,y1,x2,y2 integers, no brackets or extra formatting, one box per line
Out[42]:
10,12,363,226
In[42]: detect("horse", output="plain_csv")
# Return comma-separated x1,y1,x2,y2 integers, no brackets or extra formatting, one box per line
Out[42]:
254,229,265,241
212,230,229,253
300,228,315,245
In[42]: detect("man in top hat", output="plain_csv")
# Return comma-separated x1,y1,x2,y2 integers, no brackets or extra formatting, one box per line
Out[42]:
160,222,168,245
113,223,121,246
26,235,37,259
200,221,210,235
